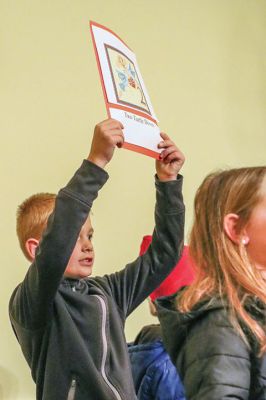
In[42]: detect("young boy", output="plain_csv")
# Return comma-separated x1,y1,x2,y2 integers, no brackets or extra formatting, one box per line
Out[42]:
9,118,185,400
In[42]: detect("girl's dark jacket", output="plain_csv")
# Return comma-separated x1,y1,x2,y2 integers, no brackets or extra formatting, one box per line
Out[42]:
9,160,185,400
157,291,266,400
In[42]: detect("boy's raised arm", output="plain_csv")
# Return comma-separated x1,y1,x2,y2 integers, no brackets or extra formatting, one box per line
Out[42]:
156,132,185,182
88,119,124,168
101,134,185,316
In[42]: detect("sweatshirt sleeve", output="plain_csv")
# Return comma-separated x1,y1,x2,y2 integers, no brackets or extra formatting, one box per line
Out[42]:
9,160,108,330
99,174,185,317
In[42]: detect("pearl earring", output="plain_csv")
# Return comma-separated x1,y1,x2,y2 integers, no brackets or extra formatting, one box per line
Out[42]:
242,238,248,245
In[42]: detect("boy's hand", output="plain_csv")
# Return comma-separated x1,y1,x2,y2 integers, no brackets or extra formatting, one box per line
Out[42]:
88,119,124,169
156,133,185,181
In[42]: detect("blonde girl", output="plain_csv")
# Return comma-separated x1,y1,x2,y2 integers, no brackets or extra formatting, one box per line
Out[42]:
157,167,266,400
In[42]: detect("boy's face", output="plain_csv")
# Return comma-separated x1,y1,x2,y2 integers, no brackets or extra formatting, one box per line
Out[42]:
64,216,95,279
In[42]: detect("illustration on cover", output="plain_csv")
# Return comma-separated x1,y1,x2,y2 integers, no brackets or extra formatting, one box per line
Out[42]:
104,44,151,115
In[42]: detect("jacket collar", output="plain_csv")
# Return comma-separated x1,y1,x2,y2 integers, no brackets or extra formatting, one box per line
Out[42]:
156,288,266,359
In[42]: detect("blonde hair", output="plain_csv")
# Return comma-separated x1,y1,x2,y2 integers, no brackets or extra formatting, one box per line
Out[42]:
178,167,266,353
16,193,56,261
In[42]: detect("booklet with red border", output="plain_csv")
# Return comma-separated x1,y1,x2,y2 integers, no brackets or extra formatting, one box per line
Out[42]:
90,21,161,159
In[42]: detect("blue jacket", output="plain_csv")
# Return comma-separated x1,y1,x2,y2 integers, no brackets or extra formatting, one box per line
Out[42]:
128,340,186,400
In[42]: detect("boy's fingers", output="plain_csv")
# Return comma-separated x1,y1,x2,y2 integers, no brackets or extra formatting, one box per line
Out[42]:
160,145,178,159
98,118,124,131
116,140,124,148
158,139,174,149
160,146,185,163
164,152,183,164
109,128,124,137
160,132,170,140
166,150,185,165
102,128,124,143
112,133,125,147
109,120,124,130
101,118,123,126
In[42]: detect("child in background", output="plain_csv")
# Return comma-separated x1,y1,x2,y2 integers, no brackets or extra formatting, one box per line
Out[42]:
128,239,194,400
9,118,185,400
157,166,266,399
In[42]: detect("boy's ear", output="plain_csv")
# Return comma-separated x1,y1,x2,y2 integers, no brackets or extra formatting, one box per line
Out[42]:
148,298,158,317
25,238,40,261
223,213,249,245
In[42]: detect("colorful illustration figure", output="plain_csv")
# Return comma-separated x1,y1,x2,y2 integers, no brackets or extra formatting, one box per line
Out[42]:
105,45,151,114
115,55,141,97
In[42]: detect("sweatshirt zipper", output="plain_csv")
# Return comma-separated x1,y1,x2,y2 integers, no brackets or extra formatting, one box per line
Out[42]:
67,378,76,400
93,295,123,400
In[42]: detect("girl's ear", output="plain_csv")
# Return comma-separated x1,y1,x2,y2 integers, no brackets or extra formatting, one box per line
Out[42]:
25,238,40,261
223,213,250,245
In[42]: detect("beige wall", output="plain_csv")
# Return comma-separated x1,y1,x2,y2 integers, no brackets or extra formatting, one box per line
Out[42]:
1,0,265,398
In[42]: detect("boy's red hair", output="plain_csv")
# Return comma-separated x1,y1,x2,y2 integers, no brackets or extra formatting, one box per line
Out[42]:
16,193,56,261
